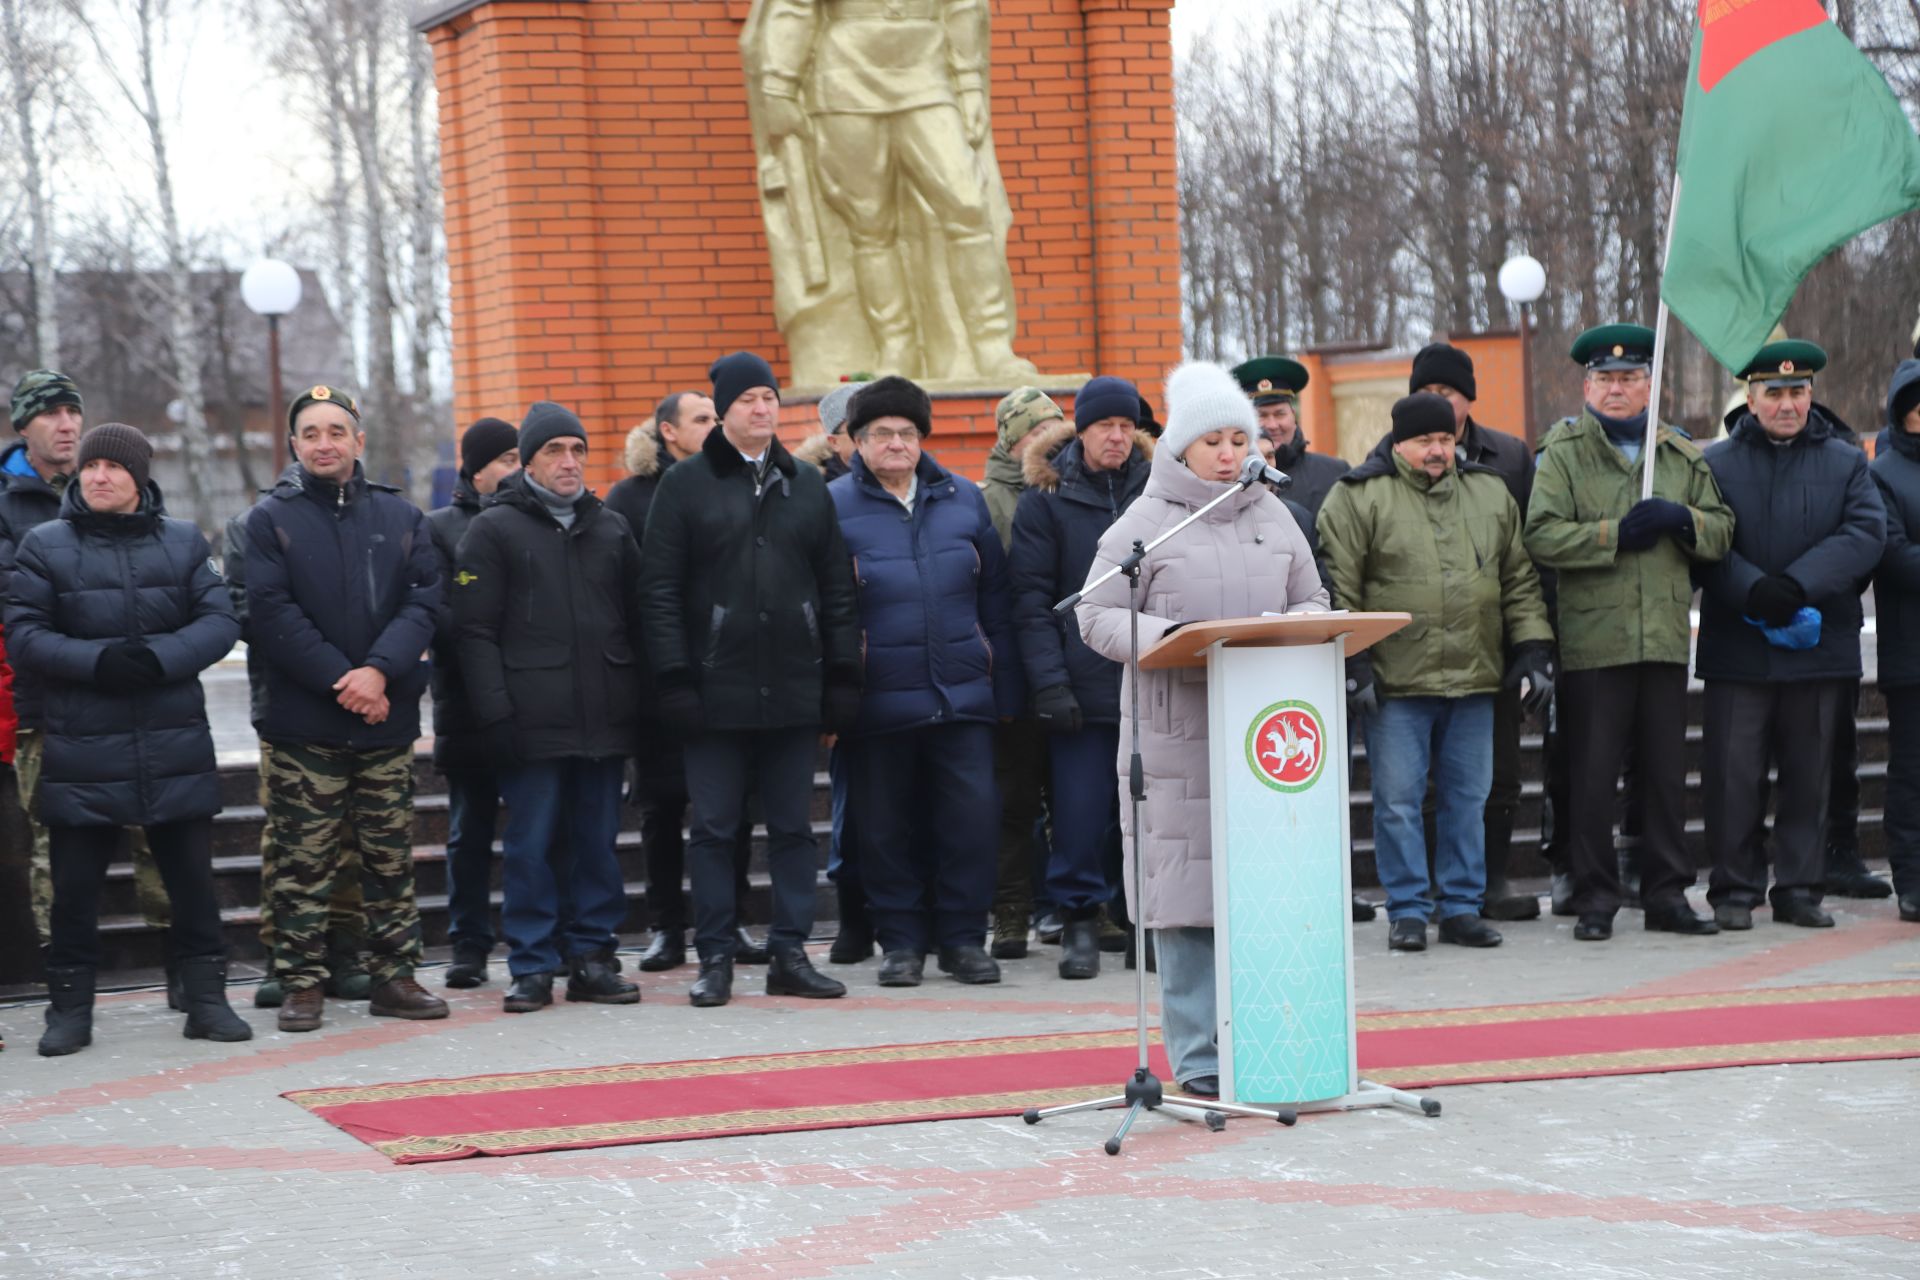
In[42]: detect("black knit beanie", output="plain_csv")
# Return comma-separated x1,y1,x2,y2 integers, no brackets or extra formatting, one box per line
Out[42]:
460,417,518,476
76,423,153,492
1408,343,1477,400
518,402,586,461
1893,377,1920,430
1391,393,1458,443
846,375,933,438
709,351,779,419
1074,376,1141,432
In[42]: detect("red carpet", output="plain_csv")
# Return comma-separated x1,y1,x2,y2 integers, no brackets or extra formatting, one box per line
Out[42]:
285,980,1920,1163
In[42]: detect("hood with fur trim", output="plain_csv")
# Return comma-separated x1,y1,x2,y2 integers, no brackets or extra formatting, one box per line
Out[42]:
790,433,835,467
624,424,662,479
1020,421,1157,493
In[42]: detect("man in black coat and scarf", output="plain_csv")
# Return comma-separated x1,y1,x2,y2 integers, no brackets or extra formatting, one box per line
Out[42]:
640,351,862,1008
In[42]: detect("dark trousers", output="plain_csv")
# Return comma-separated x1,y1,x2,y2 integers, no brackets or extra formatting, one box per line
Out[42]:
1826,679,1862,857
445,769,501,951
683,728,818,959
49,819,221,970
634,735,753,934
1561,664,1692,916
1881,685,1920,898
1044,723,1122,915
992,718,1047,916
1704,679,1845,909
497,757,629,978
841,722,998,953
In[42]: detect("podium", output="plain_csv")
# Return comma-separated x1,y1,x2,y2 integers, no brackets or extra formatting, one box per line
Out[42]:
1142,611,1438,1118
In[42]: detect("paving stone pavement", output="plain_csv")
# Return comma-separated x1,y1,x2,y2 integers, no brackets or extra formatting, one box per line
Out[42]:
2,885,1917,1280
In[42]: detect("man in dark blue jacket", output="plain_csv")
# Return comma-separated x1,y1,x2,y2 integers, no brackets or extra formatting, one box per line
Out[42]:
1870,354,1920,926
244,386,447,1032
1696,343,1885,931
1007,376,1151,979
828,377,1021,987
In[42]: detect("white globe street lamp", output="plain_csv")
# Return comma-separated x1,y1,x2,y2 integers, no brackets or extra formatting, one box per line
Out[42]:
1497,254,1547,444
241,258,303,477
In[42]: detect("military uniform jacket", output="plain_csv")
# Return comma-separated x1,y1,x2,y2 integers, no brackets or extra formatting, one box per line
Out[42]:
1317,451,1552,699
1523,412,1734,672
1695,411,1884,683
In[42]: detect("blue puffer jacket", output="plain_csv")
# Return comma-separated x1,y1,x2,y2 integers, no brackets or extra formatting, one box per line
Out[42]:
1695,408,1884,683
242,462,440,749
5,484,238,826
831,452,1021,736
1007,422,1153,723
1870,360,1920,689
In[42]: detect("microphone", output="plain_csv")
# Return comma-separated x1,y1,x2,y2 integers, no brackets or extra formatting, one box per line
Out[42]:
1239,455,1294,492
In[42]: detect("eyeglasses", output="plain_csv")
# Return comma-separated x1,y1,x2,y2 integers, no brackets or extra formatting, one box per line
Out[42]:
1589,372,1650,389
863,427,922,444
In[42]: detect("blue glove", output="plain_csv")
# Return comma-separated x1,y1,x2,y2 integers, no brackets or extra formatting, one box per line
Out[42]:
1744,606,1822,651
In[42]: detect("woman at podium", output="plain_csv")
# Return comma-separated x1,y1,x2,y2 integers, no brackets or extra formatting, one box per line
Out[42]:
1075,361,1328,1097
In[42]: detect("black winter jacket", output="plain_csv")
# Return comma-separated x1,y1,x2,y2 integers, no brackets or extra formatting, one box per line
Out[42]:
6,485,238,826
639,425,861,731
454,472,644,760
1272,428,1352,517
242,463,440,749
1871,363,1920,689
1007,422,1153,723
426,474,492,771
602,428,667,550
1696,409,1884,683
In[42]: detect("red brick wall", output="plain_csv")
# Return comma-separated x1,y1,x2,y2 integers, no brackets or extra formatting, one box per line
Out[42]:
425,0,1180,488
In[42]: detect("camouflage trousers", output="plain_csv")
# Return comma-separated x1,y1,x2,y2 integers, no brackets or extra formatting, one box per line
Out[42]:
256,746,366,963
19,728,171,945
261,740,421,991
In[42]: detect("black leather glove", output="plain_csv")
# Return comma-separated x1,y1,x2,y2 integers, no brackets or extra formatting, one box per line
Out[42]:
822,680,862,734
1616,498,1691,552
1503,642,1554,718
1746,574,1805,628
484,719,522,768
1345,653,1379,718
94,642,162,692
1031,683,1083,734
655,685,705,740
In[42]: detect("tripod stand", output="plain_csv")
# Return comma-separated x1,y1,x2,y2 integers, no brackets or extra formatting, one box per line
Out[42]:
1023,464,1298,1154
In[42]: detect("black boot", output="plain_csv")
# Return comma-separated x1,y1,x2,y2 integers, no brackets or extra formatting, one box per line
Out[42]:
689,956,734,1008
1058,915,1100,980
39,965,94,1057
444,942,491,989
637,929,687,972
1350,895,1377,923
732,926,772,965
766,945,846,998
503,971,555,1013
165,941,184,1012
179,956,253,1042
1825,843,1893,898
566,948,641,1004
1616,837,1644,910
828,879,875,964
1482,808,1540,921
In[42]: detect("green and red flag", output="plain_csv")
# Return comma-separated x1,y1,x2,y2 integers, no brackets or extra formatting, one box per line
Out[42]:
1663,0,1920,373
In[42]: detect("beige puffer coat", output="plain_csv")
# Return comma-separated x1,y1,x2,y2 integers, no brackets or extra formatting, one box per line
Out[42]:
1077,445,1329,928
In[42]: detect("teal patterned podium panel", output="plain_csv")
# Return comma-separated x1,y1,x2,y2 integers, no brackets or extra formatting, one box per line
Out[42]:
1207,640,1355,1105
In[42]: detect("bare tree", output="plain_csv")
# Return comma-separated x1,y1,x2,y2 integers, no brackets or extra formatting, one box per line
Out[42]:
1,0,66,366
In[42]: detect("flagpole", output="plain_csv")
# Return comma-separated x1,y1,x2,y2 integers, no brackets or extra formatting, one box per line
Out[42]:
1642,176,1683,500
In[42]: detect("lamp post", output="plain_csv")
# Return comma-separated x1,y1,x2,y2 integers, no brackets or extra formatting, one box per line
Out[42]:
1497,254,1546,448
240,259,303,479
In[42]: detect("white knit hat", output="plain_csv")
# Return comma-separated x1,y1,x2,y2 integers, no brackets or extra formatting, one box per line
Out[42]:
1160,361,1260,460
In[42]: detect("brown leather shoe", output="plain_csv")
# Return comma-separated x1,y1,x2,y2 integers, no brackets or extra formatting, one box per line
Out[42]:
368,976,450,1021
277,986,324,1033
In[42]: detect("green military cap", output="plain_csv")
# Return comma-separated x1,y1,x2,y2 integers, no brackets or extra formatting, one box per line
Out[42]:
1570,324,1656,371
1736,339,1827,387
1230,355,1310,404
10,368,82,432
288,384,361,433
995,386,1064,447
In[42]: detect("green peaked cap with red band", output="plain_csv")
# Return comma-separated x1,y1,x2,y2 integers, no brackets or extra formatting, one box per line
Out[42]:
1663,3,1920,374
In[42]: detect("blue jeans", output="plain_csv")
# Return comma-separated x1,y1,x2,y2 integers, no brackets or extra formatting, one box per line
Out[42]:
496,757,628,978
444,769,500,952
1044,724,1122,915
1364,695,1493,922
1154,927,1218,1087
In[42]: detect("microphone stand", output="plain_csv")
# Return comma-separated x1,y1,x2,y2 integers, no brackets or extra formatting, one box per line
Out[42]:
1023,461,1298,1154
